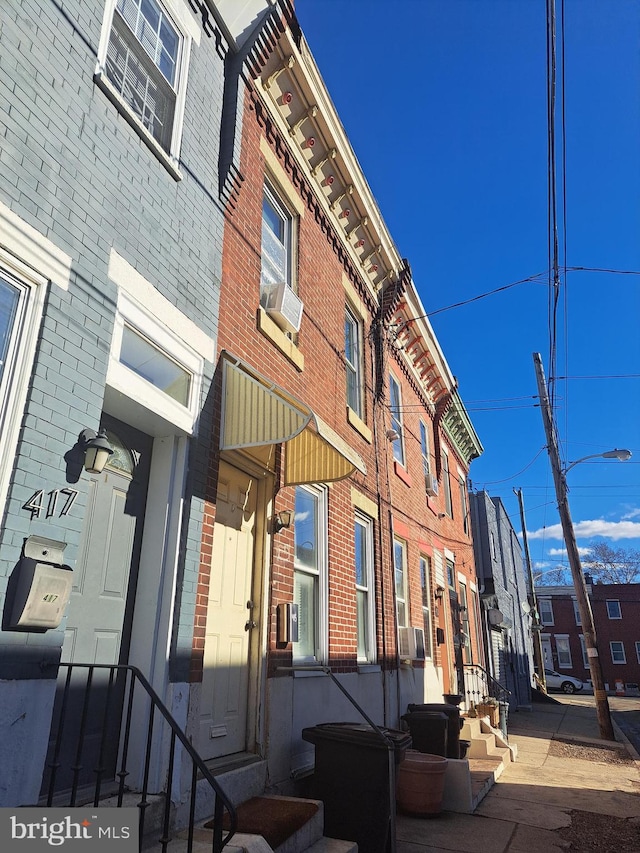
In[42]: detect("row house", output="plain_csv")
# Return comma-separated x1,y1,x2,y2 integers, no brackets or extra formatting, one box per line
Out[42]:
0,0,485,824
188,3,485,796
537,582,640,693
469,492,534,710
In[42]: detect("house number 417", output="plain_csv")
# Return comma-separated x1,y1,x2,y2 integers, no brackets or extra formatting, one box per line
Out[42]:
22,488,79,520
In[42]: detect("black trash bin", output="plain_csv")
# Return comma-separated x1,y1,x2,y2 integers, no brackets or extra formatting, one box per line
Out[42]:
302,722,412,853
407,703,462,759
401,711,448,757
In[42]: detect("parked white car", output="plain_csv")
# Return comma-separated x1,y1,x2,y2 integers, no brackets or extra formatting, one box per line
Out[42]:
544,668,584,694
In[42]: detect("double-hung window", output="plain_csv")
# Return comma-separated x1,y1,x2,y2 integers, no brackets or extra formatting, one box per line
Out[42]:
459,581,472,663
293,484,327,662
419,555,433,659
345,307,363,418
442,449,452,517
98,0,191,163
420,420,431,493
394,538,408,632
555,635,572,667
261,184,292,292
611,641,626,664
389,374,405,465
573,599,582,625
606,600,622,620
539,598,554,626
355,512,376,663
458,474,469,534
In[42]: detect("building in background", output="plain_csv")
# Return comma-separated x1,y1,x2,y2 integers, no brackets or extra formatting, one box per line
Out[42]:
469,492,534,710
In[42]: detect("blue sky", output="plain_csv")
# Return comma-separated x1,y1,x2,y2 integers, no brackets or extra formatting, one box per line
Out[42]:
296,0,640,580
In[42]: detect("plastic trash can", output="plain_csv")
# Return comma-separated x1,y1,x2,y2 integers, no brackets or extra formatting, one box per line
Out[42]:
302,722,412,853
407,703,462,759
401,711,448,757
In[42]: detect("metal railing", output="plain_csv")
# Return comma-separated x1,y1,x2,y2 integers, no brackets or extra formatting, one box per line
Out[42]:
42,663,237,853
463,663,511,708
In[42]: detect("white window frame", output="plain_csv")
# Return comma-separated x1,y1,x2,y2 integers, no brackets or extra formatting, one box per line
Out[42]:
606,599,622,620
458,579,471,663
579,635,589,669
293,484,328,663
419,420,431,484
389,373,405,465
442,448,452,517
95,0,198,174
458,471,469,534
394,537,409,630
419,554,433,660
345,306,364,419
261,183,294,292
610,641,626,664
354,511,376,663
539,598,554,626
0,255,48,520
555,635,572,668
573,599,581,626
635,641,640,665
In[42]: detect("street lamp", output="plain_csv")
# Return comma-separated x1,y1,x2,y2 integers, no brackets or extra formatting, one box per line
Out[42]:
533,354,632,741
564,449,632,474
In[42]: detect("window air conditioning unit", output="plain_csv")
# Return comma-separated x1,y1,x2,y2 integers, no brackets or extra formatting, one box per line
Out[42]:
409,626,426,660
261,282,303,334
398,626,411,660
425,475,439,497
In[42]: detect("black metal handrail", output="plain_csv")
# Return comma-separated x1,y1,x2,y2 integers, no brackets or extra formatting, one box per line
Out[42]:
43,663,237,853
463,663,511,707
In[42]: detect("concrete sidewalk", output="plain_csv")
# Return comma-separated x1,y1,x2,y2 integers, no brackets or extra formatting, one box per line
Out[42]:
395,696,640,852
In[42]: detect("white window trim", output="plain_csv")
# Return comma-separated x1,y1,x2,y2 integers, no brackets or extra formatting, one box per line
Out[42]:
420,419,431,478
539,598,554,627
0,252,48,519
573,599,582,626
293,484,328,664
95,0,199,175
261,182,297,291
606,599,622,620
389,373,405,466
107,251,211,435
610,641,626,664
345,305,364,420
419,554,433,660
579,635,589,668
355,511,376,664
635,641,640,665
394,537,409,629
442,447,452,517
555,634,572,668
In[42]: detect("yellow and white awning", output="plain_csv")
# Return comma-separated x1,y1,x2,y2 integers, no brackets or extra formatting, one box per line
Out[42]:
220,355,366,486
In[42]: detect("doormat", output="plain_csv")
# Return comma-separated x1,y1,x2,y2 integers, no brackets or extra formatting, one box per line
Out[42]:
205,797,319,850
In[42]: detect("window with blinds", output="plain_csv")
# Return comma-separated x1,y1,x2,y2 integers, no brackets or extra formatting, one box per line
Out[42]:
104,0,181,154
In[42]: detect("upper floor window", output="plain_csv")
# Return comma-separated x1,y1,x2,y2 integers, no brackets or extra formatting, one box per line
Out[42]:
261,184,293,291
539,598,554,626
610,641,626,664
293,484,327,662
458,581,472,663
345,307,363,418
458,475,469,534
442,449,452,517
573,599,581,626
606,600,622,619
420,420,432,491
355,512,376,663
98,0,191,162
389,374,405,465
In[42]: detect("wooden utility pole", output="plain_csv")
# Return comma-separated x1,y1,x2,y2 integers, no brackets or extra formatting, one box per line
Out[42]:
533,352,614,740
514,487,546,692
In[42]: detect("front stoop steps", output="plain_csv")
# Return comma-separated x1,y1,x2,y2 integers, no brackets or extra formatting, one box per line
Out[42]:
453,715,517,812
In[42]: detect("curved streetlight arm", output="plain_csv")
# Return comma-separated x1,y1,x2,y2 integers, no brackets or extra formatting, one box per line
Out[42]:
564,449,632,475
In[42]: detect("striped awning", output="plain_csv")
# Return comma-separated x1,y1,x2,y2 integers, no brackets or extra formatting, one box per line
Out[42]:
221,356,366,486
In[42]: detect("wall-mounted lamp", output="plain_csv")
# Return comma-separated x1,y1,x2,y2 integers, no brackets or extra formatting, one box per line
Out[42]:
437,513,446,519
272,510,293,534
80,428,114,474
386,429,400,442
434,586,445,600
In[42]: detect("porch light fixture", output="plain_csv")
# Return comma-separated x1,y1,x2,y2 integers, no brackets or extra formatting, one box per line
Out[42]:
273,510,293,533
434,586,445,600
80,428,114,474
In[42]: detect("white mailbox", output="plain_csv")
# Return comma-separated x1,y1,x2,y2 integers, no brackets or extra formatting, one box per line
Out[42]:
10,535,72,629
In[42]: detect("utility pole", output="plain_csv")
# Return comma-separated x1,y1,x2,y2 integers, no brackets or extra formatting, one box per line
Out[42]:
533,352,614,740
514,487,546,692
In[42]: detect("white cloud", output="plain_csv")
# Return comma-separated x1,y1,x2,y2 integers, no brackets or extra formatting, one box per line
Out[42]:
528,519,640,541
621,508,640,521
548,546,591,557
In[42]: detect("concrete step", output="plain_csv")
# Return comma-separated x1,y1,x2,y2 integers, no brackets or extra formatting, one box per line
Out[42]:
464,731,511,763
303,839,357,853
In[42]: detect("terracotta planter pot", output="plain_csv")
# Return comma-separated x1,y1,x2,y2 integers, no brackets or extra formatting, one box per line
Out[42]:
396,750,448,816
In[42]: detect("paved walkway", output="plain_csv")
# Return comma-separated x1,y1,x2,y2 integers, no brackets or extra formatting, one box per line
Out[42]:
395,695,640,852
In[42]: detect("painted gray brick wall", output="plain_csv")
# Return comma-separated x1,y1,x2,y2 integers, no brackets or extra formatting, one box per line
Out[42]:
0,0,231,677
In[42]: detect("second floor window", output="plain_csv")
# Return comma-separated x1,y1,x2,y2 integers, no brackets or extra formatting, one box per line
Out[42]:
458,475,469,534
539,598,554,626
442,449,452,517
606,600,622,619
394,538,408,629
261,184,293,292
389,374,405,465
102,0,185,156
573,599,582,625
345,307,363,418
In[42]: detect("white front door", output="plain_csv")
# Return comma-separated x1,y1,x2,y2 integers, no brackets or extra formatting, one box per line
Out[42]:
198,461,258,759
541,635,553,669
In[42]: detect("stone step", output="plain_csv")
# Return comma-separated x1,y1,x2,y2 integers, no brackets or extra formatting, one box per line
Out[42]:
465,731,511,763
